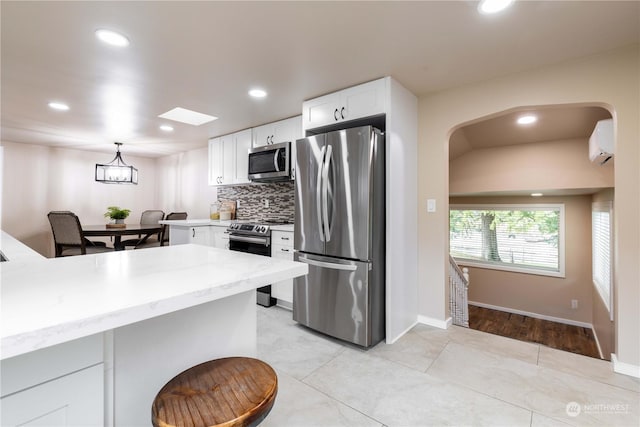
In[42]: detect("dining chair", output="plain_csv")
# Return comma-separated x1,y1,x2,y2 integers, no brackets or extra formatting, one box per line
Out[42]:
135,212,188,249
47,211,113,257
121,210,165,248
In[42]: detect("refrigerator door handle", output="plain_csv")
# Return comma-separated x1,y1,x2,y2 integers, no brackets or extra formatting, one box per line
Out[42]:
322,144,333,241
297,256,358,271
316,146,326,242
273,148,281,172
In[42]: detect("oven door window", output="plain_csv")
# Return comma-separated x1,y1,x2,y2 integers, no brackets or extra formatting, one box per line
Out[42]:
229,238,270,256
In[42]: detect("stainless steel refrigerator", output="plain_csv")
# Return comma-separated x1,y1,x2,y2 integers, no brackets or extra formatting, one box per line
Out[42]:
293,125,385,347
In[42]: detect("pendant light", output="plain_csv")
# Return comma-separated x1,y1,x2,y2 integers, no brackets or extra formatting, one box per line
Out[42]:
95,142,138,184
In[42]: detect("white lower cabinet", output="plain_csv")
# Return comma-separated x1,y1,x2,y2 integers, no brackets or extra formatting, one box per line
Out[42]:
0,334,104,426
1,364,103,426
169,226,212,246
271,231,294,305
210,225,230,250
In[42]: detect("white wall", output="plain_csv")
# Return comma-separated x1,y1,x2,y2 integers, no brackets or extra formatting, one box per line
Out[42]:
1,142,157,257
154,147,217,219
418,45,639,368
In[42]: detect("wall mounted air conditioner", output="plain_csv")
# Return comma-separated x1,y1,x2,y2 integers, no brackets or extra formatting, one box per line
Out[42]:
589,118,614,165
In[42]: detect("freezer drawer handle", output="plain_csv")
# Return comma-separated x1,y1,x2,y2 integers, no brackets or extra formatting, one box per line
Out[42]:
298,256,358,271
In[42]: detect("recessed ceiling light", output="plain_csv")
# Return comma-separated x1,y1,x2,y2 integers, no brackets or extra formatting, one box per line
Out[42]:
249,89,267,98
158,107,218,126
95,29,130,47
160,125,174,132
531,193,543,197
48,102,70,111
517,115,537,125
478,0,514,14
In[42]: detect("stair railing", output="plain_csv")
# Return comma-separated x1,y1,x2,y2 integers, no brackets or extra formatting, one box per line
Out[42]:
449,255,469,327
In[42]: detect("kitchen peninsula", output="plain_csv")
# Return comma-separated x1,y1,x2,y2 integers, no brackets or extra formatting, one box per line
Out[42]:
0,231,307,426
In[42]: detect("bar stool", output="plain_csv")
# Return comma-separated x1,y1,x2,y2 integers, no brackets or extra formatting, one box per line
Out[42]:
152,357,277,427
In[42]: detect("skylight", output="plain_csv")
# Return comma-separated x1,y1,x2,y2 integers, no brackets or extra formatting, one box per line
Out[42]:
158,107,218,126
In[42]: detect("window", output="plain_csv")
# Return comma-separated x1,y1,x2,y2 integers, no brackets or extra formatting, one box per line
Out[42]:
450,204,565,277
592,201,613,319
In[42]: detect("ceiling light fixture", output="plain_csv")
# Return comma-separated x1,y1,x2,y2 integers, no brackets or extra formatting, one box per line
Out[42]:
160,125,174,132
531,193,543,197
48,102,70,111
95,29,130,47
517,115,537,125
95,142,138,185
158,107,218,126
478,0,514,14
249,89,267,98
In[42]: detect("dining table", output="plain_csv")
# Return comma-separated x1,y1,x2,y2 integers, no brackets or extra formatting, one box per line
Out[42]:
82,224,163,251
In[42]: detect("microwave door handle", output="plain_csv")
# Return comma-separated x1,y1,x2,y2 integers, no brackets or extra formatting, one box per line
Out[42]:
322,145,333,241
316,146,326,242
273,148,281,172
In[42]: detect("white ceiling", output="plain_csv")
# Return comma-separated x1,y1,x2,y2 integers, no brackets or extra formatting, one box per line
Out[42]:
1,1,638,158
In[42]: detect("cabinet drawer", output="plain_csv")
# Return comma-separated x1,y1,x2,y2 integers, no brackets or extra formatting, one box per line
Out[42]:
272,244,294,258
272,231,294,248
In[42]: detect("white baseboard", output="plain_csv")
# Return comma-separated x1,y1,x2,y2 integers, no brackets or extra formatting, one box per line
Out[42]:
469,301,592,329
386,319,419,344
591,326,604,359
611,354,640,378
417,314,452,330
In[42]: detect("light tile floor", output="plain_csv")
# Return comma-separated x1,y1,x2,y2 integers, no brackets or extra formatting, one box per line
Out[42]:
257,306,640,427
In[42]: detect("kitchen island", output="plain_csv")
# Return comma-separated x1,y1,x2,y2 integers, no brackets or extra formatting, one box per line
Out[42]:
0,232,307,426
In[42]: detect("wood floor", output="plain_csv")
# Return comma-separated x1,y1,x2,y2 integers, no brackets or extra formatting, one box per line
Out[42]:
468,305,602,359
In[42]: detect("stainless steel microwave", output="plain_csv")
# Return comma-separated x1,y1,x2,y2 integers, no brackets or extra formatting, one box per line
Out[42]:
248,141,291,182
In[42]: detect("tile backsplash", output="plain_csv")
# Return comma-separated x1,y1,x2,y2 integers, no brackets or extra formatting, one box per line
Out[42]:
217,182,294,223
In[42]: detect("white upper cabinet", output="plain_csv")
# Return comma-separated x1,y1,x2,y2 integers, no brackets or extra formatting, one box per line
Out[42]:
233,129,252,184
252,116,302,147
252,116,302,180
302,78,387,131
208,129,252,186
208,137,224,186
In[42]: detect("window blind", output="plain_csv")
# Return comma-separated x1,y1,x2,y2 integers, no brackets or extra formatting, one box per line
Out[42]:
592,201,613,317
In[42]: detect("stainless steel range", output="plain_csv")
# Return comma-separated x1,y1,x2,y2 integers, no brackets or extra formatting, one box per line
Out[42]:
227,221,291,306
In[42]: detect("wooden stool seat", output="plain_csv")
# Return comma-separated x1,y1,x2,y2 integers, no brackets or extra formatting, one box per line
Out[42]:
152,357,278,427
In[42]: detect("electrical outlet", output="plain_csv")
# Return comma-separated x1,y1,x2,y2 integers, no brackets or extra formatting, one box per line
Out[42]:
571,299,578,309
236,200,241,209
264,199,270,208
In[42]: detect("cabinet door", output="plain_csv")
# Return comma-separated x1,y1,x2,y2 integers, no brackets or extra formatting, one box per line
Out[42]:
271,231,294,304
221,134,236,185
302,92,340,130
210,226,230,250
271,245,294,304
1,364,103,426
190,227,211,246
234,129,252,184
341,79,386,122
208,137,223,186
301,79,387,131
252,123,274,147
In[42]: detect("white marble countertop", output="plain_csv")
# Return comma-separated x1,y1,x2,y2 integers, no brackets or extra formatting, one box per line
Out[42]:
160,222,293,232
0,231,45,263
159,219,235,227
160,220,294,232
271,224,294,232
1,243,307,360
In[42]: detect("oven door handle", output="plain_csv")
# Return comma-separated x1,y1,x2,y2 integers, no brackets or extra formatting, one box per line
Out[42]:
229,235,270,246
